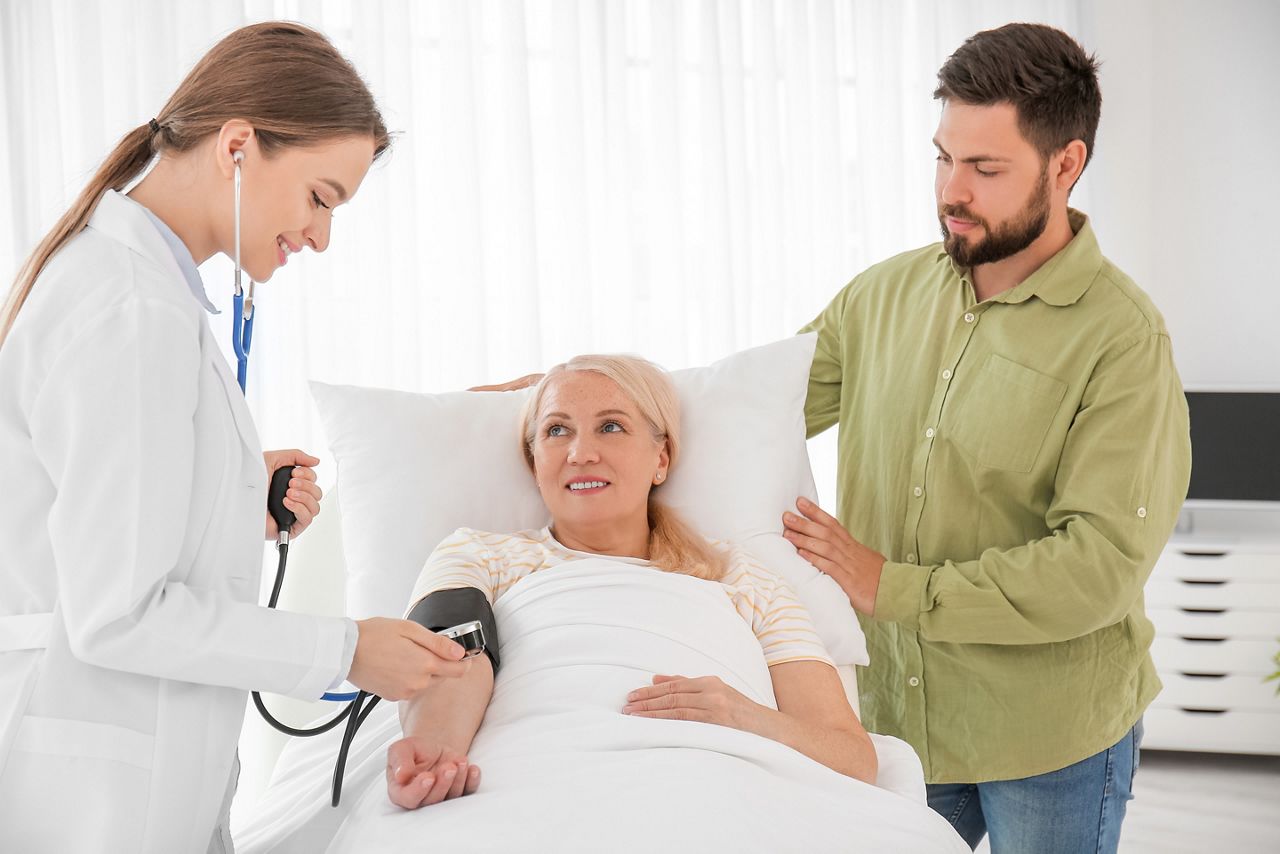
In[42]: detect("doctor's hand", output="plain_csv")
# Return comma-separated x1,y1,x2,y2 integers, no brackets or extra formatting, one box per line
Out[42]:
783,497,885,616
262,449,323,540
348,617,472,701
385,735,481,809
622,674,764,732
468,373,543,392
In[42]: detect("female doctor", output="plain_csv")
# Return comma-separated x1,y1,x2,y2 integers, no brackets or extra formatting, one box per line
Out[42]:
0,22,469,853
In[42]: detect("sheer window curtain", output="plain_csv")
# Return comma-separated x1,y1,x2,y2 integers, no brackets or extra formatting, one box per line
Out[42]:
2,0,1084,510
4,0,1085,819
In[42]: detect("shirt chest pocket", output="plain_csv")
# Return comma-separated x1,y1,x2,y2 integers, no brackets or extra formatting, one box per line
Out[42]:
947,354,1067,473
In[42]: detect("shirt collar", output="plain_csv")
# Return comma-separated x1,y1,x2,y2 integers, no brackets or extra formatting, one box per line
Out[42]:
934,208,1102,307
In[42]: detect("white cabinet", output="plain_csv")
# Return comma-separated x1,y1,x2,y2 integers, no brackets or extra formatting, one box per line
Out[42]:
1142,511,1280,755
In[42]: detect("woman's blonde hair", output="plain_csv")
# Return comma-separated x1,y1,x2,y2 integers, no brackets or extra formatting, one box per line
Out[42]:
520,354,726,582
0,21,391,347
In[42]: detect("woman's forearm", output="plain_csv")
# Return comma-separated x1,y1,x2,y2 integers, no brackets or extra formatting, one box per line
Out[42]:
747,706,878,784
398,654,495,752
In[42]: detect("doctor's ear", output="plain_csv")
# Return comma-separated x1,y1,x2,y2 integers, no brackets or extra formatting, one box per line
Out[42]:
215,119,256,177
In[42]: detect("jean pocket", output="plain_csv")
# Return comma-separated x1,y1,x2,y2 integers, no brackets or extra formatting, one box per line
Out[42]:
948,354,1067,473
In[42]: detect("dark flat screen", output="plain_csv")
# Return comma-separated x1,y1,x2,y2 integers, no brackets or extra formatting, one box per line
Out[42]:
1185,392,1280,502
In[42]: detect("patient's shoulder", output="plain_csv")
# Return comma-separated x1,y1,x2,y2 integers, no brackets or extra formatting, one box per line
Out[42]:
715,542,791,592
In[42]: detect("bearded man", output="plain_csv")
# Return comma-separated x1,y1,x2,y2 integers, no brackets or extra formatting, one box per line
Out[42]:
784,23,1192,854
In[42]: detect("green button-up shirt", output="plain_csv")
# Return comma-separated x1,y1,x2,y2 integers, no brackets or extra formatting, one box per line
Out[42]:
801,210,1191,783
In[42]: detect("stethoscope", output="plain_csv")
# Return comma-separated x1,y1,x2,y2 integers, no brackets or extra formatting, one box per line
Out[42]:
230,150,364,776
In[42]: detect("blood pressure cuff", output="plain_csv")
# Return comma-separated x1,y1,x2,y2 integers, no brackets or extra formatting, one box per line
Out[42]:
406,587,500,673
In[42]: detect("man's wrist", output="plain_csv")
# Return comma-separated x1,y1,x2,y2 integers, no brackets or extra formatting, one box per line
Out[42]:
870,560,929,629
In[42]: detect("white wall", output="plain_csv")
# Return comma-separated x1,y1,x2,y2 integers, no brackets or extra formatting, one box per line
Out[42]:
1081,0,1280,389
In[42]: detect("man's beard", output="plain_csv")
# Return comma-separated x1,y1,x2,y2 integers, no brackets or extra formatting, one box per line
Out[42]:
939,166,1051,267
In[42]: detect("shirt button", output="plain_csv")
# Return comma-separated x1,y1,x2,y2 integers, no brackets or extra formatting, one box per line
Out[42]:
1137,507,1148,518
941,369,952,380
925,427,935,438
908,676,920,687
913,486,923,497
963,312,975,323
906,553,917,563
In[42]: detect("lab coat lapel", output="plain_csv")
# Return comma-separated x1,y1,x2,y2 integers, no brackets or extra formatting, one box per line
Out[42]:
88,191,263,458
206,321,264,459
87,191,187,284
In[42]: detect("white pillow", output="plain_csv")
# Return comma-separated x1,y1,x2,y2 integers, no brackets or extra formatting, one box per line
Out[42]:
310,334,869,665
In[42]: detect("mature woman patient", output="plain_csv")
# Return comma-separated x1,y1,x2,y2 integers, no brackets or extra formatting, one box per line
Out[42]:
387,354,877,809
237,353,969,853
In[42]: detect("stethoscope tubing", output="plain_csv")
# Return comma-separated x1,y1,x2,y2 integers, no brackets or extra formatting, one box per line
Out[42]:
231,155,254,393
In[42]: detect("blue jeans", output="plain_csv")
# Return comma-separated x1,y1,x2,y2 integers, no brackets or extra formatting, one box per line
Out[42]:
926,720,1143,854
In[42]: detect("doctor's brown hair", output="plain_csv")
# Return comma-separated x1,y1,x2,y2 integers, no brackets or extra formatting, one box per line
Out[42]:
0,21,390,346
521,355,728,582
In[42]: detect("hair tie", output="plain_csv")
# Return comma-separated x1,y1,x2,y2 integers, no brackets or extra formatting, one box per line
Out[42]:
148,118,160,134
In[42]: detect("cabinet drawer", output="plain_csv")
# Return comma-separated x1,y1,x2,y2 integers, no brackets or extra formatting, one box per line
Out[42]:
1152,550,1280,582
1140,707,1280,755
1150,637,1278,675
1155,672,1280,711
1145,579,1280,610
1147,607,1280,639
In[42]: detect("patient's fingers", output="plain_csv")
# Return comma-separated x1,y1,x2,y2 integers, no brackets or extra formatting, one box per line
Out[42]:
463,765,482,795
446,760,469,800
423,763,459,806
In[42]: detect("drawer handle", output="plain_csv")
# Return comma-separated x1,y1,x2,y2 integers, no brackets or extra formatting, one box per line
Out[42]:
1178,672,1227,680
1178,636,1227,643
1179,579,1227,586
1177,607,1227,615
1178,707,1228,715
1178,551,1228,558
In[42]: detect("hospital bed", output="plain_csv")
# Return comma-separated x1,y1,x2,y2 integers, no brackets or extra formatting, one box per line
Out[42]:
232,337,967,851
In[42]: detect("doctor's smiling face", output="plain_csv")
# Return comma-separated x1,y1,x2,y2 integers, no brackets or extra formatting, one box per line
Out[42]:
224,128,376,282
528,370,670,552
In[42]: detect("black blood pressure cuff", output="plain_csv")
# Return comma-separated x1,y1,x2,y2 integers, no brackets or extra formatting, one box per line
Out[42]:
407,587,500,673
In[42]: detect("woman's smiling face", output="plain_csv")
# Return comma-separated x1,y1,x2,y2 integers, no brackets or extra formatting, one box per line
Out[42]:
530,370,670,537
234,134,375,281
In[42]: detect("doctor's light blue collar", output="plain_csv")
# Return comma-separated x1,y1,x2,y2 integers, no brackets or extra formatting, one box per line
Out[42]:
129,193,255,394
133,202,221,316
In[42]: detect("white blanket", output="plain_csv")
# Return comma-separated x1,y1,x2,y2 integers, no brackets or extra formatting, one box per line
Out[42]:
237,560,966,853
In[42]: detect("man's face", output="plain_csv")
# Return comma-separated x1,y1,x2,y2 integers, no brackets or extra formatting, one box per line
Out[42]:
934,101,1052,268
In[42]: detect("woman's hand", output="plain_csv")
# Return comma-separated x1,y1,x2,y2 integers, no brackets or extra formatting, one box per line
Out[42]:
262,449,323,540
349,617,472,700
622,674,763,731
385,735,481,809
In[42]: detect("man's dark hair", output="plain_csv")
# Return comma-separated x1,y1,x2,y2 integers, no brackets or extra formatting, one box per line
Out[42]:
934,23,1101,175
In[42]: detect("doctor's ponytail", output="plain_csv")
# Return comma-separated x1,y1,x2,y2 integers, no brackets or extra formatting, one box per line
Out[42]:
0,21,390,347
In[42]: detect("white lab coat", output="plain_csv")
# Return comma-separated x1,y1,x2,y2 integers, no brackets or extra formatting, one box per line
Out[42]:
0,190,349,852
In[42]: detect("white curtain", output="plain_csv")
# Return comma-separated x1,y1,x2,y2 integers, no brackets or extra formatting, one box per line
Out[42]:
2,0,1085,504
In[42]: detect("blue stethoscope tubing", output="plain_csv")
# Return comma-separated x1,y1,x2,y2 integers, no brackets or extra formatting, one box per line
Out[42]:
231,154,355,704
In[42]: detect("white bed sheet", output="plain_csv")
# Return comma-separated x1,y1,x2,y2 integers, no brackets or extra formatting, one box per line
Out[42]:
236,561,965,853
